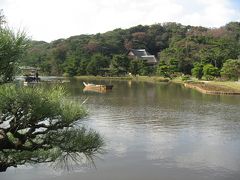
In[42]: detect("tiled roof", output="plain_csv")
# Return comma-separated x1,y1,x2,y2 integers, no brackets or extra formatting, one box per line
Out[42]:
129,49,157,64
19,66,40,70
130,49,149,58
141,55,157,64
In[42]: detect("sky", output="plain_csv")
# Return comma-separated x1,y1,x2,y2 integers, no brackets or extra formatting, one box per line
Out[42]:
1,0,240,42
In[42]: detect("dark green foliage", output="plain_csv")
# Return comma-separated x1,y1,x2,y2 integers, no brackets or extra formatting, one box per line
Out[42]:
129,60,151,76
110,55,130,76
63,55,80,76
138,60,152,76
203,64,220,80
156,61,172,78
157,64,171,78
169,58,179,72
129,60,140,76
78,58,89,75
0,85,104,171
221,59,240,81
86,53,110,76
191,63,203,79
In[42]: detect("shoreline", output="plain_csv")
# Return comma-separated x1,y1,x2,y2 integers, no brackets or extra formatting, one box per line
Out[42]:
183,82,240,95
74,75,170,83
74,75,240,95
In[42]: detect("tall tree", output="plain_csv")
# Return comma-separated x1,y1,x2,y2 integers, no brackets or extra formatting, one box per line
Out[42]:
0,28,28,83
110,55,130,76
0,9,6,29
86,53,110,76
191,63,203,79
203,64,219,80
221,59,240,81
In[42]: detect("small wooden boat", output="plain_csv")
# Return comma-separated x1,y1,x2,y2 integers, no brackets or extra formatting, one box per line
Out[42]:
83,82,113,92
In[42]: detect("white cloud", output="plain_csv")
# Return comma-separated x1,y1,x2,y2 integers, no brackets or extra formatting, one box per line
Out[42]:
2,0,240,42
178,0,238,27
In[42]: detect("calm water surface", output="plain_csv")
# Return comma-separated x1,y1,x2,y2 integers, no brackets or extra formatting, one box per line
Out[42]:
2,79,240,180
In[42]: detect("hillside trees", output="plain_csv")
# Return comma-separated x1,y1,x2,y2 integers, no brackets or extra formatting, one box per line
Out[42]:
20,21,240,78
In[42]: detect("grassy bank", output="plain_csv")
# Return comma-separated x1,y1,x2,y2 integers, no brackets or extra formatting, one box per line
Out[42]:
183,81,240,95
207,81,240,91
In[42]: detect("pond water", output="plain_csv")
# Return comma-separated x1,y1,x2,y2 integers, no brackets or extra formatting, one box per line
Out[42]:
2,79,240,180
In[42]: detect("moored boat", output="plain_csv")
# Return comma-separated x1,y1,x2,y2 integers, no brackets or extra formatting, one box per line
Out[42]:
83,82,113,92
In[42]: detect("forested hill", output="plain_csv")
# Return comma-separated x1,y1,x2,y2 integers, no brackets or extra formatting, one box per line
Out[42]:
22,22,240,76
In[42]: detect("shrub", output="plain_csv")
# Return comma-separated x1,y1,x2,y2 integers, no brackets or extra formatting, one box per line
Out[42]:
191,63,203,79
221,59,240,81
203,64,219,80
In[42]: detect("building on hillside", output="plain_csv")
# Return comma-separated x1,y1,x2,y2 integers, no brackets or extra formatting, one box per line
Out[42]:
127,49,157,65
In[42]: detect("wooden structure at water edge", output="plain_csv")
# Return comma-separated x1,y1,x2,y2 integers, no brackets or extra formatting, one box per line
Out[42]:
19,66,40,86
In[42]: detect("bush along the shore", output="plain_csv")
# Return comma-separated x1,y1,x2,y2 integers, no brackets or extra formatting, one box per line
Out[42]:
191,63,203,80
221,59,240,81
202,64,220,81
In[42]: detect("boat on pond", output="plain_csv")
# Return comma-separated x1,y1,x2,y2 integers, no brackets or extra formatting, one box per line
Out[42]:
83,82,113,93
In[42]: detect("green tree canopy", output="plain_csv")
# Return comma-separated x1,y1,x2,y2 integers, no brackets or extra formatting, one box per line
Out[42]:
156,62,171,78
221,59,240,81
110,55,130,76
191,63,203,79
129,59,152,76
86,53,110,76
0,28,28,83
203,64,219,80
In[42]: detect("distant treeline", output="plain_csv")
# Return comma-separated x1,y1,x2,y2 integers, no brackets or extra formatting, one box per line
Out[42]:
22,22,240,80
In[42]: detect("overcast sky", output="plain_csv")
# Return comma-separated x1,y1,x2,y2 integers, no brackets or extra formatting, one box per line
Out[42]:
1,0,240,42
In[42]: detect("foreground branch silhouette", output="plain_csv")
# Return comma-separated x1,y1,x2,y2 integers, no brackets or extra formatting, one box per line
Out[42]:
0,85,104,172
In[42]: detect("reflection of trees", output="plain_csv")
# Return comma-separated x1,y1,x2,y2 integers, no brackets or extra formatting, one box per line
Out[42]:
0,85,104,172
